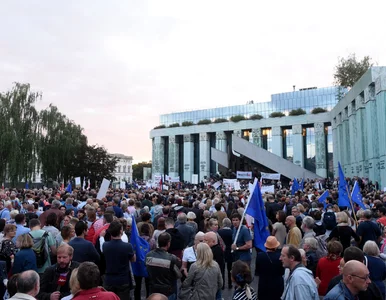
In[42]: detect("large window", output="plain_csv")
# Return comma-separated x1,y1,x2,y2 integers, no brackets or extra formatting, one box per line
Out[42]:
283,128,293,162
262,128,272,153
303,127,316,173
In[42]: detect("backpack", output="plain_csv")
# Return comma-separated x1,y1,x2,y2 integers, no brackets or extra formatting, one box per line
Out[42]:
29,231,49,268
315,235,328,259
323,212,337,230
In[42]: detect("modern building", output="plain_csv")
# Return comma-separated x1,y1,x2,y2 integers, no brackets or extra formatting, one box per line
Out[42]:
150,67,386,187
110,153,133,183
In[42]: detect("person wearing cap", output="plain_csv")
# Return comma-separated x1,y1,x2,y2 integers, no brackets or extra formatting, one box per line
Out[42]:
255,236,284,300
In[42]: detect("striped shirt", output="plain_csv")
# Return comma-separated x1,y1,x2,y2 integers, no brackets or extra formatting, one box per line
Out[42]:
233,287,257,300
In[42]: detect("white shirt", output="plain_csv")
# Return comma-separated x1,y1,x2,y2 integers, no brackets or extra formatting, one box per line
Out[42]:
182,246,197,263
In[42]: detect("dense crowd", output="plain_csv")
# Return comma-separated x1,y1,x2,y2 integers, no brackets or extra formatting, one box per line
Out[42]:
0,175,385,300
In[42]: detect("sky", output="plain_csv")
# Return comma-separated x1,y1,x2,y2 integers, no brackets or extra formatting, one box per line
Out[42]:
1,0,385,163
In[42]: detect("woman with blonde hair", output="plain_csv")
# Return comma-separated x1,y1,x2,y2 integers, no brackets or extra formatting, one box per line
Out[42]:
179,242,222,300
62,268,80,300
12,233,37,274
328,211,359,252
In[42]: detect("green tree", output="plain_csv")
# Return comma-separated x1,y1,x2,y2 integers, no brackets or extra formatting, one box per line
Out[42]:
334,54,372,88
0,83,40,186
132,161,152,180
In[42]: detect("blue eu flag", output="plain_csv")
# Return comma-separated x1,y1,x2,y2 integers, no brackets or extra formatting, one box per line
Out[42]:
318,190,329,209
292,178,299,195
130,216,150,277
351,181,365,210
65,182,72,193
245,180,270,252
338,162,350,207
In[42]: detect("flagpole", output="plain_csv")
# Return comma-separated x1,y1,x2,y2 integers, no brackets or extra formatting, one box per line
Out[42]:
232,178,257,252
346,185,358,229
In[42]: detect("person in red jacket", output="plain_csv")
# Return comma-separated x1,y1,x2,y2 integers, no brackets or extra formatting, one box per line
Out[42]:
72,262,119,300
316,240,343,296
85,208,97,243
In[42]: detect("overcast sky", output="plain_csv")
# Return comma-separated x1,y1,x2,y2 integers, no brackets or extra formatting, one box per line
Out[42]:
1,0,385,163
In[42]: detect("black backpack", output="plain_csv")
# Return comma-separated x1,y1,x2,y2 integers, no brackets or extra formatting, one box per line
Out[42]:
29,231,49,268
323,212,337,230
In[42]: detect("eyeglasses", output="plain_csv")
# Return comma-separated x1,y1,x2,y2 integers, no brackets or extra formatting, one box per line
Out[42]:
350,274,370,281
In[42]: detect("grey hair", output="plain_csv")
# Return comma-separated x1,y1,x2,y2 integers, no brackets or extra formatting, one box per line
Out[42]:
304,237,318,251
52,200,61,208
302,216,315,230
177,213,187,223
17,270,39,294
222,218,232,228
363,209,372,219
363,240,380,257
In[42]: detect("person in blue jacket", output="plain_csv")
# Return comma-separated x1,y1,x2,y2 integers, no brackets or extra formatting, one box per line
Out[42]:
12,233,37,274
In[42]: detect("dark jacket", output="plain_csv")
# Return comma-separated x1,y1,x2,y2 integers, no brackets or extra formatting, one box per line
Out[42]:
211,244,225,275
165,228,185,259
37,261,80,300
146,248,181,296
218,228,233,263
39,208,64,229
176,223,195,247
306,250,318,277
327,274,382,300
69,237,100,263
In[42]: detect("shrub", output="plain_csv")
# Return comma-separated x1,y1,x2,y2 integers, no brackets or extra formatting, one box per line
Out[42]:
249,114,264,120
182,121,194,127
168,123,180,128
230,115,246,122
197,119,212,125
311,107,327,114
213,118,228,123
154,125,166,129
289,108,306,116
269,112,285,118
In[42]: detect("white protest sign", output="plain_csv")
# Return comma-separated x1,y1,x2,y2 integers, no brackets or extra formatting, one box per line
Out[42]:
120,181,126,189
236,171,252,179
97,178,111,200
261,185,275,194
233,181,241,190
192,174,198,184
170,176,180,183
75,177,81,187
213,181,221,190
163,185,169,190
260,172,281,180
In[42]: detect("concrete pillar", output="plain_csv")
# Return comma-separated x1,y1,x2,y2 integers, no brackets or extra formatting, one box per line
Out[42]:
271,126,283,157
376,76,386,188
183,134,194,183
314,122,327,178
355,94,365,177
152,136,164,179
168,136,179,178
216,132,227,172
348,102,357,178
332,117,339,177
341,109,350,174
199,133,210,182
249,128,262,147
292,124,304,168
366,97,379,183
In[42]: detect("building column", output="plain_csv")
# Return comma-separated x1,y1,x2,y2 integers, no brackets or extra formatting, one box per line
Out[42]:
216,132,227,172
183,134,194,183
314,122,327,178
249,128,262,147
355,94,365,177
152,136,164,179
168,136,179,178
348,102,357,178
199,133,210,182
271,126,283,157
292,124,304,168
366,89,379,183
376,76,386,188
341,109,350,175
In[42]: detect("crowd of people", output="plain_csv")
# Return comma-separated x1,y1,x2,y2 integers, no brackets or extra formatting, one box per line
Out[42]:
0,175,385,300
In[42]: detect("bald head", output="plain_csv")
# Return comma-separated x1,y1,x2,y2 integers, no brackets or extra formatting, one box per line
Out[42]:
343,260,371,294
204,231,218,247
343,260,367,276
147,293,168,300
17,270,40,296
285,215,296,228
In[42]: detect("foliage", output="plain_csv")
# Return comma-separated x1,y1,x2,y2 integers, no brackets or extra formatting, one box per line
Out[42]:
197,119,212,125
249,114,264,120
132,161,152,180
230,115,246,122
0,83,118,186
182,121,194,126
334,54,372,88
213,118,228,123
269,111,285,118
168,123,180,128
289,108,306,116
154,125,166,129
311,107,327,114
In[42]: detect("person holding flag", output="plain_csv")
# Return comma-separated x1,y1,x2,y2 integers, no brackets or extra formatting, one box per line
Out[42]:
291,178,299,195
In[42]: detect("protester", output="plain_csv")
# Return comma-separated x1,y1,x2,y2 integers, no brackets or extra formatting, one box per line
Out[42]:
272,210,286,249
69,221,100,264
12,234,37,274
231,213,252,267
328,211,360,252
217,218,233,289
181,231,204,278
9,270,40,300
285,216,302,248
231,260,257,300
363,241,386,298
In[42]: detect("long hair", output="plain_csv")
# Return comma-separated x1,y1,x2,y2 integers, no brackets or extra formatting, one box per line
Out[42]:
195,243,215,269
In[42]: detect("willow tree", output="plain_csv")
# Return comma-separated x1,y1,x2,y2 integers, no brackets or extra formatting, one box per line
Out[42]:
39,104,87,183
0,83,40,186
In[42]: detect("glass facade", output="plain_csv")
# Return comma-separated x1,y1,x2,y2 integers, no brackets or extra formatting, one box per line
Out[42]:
283,128,293,162
159,87,341,126
303,127,316,173
326,125,333,178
